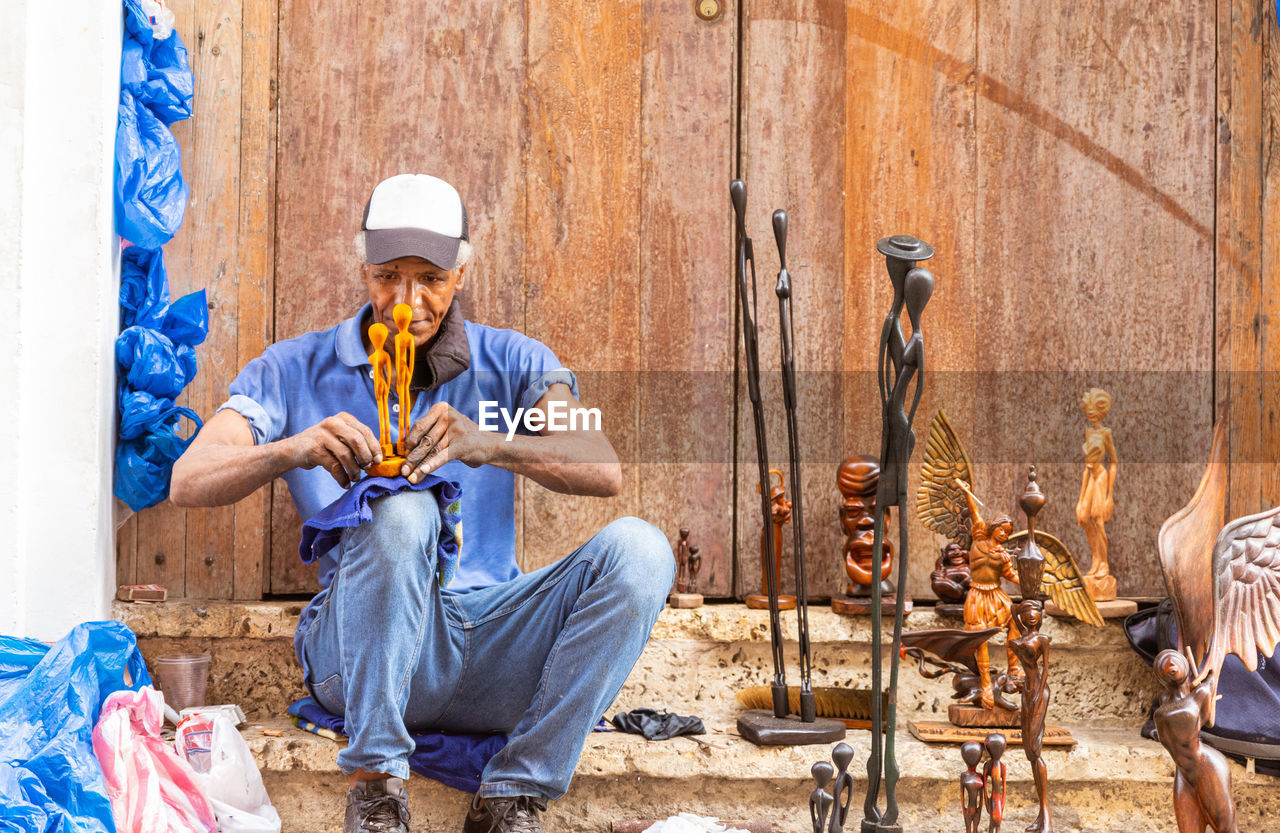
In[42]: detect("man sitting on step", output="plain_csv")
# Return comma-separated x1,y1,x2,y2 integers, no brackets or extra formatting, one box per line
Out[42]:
170,173,674,833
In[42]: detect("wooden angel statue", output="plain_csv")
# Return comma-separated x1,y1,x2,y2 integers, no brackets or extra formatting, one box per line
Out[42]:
927,477,1100,713
1076,388,1118,600
1154,421,1280,833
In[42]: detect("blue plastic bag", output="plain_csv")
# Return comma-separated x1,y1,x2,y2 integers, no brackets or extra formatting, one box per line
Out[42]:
116,326,197,399
120,245,171,330
121,0,193,126
0,621,151,833
115,404,201,511
115,89,188,251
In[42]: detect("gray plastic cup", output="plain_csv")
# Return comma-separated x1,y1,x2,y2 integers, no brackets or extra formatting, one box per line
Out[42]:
151,653,211,712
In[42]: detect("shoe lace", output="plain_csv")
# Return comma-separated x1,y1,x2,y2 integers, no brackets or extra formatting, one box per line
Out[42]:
490,796,547,833
356,790,411,832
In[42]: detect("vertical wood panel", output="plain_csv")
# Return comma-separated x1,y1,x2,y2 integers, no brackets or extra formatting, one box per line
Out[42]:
976,0,1215,598
234,0,278,598
736,0,846,598
520,0,644,569
1263,0,1280,512
116,514,138,589
181,0,243,599
1217,0,1266,521
843,2,977,602
635,0,736,595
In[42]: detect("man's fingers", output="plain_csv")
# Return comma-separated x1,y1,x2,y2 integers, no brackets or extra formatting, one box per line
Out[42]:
341,413,383,463
404,402,449,452
317,446,352,489
331,414,380,466
407,439,450,483
404,412,450,470
322,433,364,482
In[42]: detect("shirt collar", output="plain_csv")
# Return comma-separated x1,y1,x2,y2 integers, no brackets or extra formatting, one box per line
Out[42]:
335,303,374,368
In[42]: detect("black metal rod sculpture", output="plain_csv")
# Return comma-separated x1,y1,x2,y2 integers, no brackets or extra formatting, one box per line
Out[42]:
863,236,934,833
773,209,817,721
731,180,788,718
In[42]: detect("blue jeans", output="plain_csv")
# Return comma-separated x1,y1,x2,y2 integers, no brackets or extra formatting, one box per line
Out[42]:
298,488,674,800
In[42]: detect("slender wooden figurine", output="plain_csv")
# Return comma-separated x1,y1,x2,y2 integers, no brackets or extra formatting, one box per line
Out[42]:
862,235,933,833
829,742,854,833
960,741,985,833
1076,388,1118,601
747,471,796,611
833,456,909,615
811,761,836,833
1154,422,1280,833
393,303,415,455
1009,601,1052,833
983,734,1007,833
669,528,703,608
368,323,394,457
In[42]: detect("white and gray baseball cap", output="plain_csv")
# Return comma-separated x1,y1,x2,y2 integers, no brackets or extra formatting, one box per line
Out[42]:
361,174,469,268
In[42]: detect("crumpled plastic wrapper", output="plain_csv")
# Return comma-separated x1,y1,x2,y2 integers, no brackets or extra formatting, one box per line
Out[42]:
644,814,750,833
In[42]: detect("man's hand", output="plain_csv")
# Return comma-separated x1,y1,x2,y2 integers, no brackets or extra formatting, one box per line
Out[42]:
287,412,383,489
401,402,495,483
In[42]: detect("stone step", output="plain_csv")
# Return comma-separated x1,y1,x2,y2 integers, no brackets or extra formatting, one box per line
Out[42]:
241,717,1277,833
115,601,1158,727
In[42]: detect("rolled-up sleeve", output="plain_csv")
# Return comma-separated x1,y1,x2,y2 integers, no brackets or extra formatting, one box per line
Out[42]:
217,354,287,445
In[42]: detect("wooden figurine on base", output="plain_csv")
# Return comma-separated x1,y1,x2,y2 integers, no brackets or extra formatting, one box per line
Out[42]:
669,527,703,608
1009,602,1052,833
832,455,910,615
960,741,984,833
1153,422,1280,833
1075,388,1135,618
365,303,415,477
918,411,975,616
746,470,796,611
983,733,1007,833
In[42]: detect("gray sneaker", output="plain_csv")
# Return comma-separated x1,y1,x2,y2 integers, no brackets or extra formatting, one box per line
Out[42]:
462,795,547,833
345,777,410,833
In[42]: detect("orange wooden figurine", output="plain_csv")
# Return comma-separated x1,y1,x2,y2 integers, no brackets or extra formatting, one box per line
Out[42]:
364,303,414,477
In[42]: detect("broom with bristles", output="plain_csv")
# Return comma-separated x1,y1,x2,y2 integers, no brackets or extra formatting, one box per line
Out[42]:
735,686,886,730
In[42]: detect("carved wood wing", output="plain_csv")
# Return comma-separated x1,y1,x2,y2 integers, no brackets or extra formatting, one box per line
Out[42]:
1009,529,1104,627
916,410,974,546
1157,422,1227,668
1206,504,1280,683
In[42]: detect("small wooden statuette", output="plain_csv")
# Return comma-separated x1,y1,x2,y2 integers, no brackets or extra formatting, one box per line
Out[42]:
365,303,415,478
982,733,1007,833
831,455,911,616
1070,387,1138,618
960,741,984,833
668,527,703,608
746,470,796,611
918,410,976,617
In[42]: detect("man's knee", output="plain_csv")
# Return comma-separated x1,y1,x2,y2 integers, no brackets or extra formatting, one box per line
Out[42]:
350,488,444,568
594,517,676,602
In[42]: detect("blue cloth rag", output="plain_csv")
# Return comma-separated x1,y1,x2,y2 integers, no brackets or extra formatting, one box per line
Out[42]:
299,474,463,588
287,697,506,793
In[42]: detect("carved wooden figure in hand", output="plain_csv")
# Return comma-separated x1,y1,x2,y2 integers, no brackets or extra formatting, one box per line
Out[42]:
365,306,415,477
1009,601,1052,833
746,470,796,611
368,323,394,457
833,456,909,614
1154,422,1280,833
1076,388,1118,601
982,733,1007,833
393,303,415,455
960,741,984,833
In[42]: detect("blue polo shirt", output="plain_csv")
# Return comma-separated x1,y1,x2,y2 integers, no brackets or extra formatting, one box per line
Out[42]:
218,303,577,607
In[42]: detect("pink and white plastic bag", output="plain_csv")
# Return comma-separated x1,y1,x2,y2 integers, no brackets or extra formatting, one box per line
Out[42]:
91,686,216,833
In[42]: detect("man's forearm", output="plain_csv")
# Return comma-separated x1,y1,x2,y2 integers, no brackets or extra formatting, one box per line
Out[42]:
484,432,622,497
170,439,298,507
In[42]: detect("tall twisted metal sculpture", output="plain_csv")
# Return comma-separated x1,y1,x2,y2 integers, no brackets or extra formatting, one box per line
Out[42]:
862,236,933,833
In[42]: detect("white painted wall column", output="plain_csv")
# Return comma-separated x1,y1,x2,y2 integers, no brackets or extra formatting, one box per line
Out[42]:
0,1,123,640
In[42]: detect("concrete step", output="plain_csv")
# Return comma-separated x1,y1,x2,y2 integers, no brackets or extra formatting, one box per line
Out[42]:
115,601,1159,727
240,717,1277,833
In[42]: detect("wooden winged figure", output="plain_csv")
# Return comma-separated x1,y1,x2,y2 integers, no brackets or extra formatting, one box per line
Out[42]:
1155,422,1280,833
916,414,1100,710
